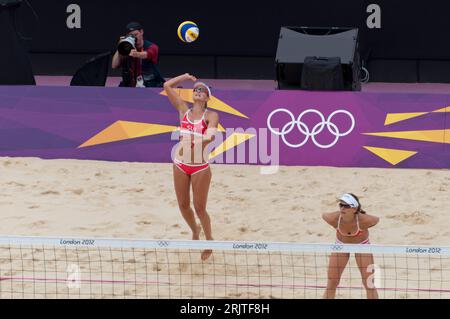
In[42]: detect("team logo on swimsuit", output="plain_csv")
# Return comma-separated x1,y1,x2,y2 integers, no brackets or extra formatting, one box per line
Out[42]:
267,108,355,149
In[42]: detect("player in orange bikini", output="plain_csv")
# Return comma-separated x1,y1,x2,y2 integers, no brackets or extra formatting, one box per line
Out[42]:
322,193,380,299
163,73,219,261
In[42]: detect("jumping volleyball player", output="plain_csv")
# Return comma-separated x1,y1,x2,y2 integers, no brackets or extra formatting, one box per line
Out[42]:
322,193,380,299
163,73,219,261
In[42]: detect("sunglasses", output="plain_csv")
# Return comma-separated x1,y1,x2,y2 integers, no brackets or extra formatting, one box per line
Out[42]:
193,87,209,95
339,203,352,209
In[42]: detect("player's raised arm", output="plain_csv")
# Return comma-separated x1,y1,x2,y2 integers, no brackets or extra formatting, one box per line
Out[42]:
163,73,196,114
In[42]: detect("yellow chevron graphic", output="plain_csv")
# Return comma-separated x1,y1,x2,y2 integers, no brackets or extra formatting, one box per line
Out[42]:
79,121,227,148
384,106,450,125
363,146,418,165
209,133,256,160
160,89,249,119
79,121,178,148
217,124,226,132
384,112,428,126
433,106,450,113
363,129,449,144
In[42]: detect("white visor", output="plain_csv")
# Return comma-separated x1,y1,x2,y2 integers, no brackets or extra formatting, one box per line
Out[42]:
194,82,212,97
339,193,359,208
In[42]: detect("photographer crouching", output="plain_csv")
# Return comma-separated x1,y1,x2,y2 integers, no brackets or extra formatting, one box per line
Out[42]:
112,22,165,88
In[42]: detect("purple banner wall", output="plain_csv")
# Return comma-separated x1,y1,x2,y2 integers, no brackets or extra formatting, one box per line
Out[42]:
0,86,449,168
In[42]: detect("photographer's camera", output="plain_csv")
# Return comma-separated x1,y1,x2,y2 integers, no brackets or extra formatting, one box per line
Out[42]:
118,35,136,56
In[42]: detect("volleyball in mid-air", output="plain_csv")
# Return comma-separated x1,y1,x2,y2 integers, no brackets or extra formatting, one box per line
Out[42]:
177,21,199,43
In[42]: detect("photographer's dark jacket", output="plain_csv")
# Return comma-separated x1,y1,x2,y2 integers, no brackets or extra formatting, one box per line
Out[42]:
120,40,165,87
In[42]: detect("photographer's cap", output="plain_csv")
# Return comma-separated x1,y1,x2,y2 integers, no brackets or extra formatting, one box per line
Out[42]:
126,22,143,32
338,193,359,208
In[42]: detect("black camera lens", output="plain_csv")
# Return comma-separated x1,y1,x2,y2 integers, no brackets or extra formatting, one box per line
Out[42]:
118,42,133,55
117,36,136,56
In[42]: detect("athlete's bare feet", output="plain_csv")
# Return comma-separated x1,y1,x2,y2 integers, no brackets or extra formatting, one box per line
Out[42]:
201,249,213,261
201,238,213,261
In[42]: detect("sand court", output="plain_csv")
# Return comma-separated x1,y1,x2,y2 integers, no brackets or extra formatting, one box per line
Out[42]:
1,157,450,298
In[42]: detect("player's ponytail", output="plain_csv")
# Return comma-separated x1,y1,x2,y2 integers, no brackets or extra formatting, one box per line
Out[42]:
349,193,366,214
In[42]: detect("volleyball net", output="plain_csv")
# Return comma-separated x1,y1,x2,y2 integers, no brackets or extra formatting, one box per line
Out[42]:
0,235,449,299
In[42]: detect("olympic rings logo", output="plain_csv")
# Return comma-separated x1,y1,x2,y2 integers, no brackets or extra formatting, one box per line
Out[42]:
267,108,356,149
157,241,169,247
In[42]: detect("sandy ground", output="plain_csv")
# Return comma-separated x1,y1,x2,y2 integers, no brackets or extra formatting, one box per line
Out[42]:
1,157,449,299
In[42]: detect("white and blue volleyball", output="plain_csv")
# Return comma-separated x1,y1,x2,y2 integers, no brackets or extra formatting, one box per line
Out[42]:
177,21,199,43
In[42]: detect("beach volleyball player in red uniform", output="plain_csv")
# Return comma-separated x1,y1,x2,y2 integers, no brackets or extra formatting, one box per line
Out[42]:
322,193,380,299
164,73,219,261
